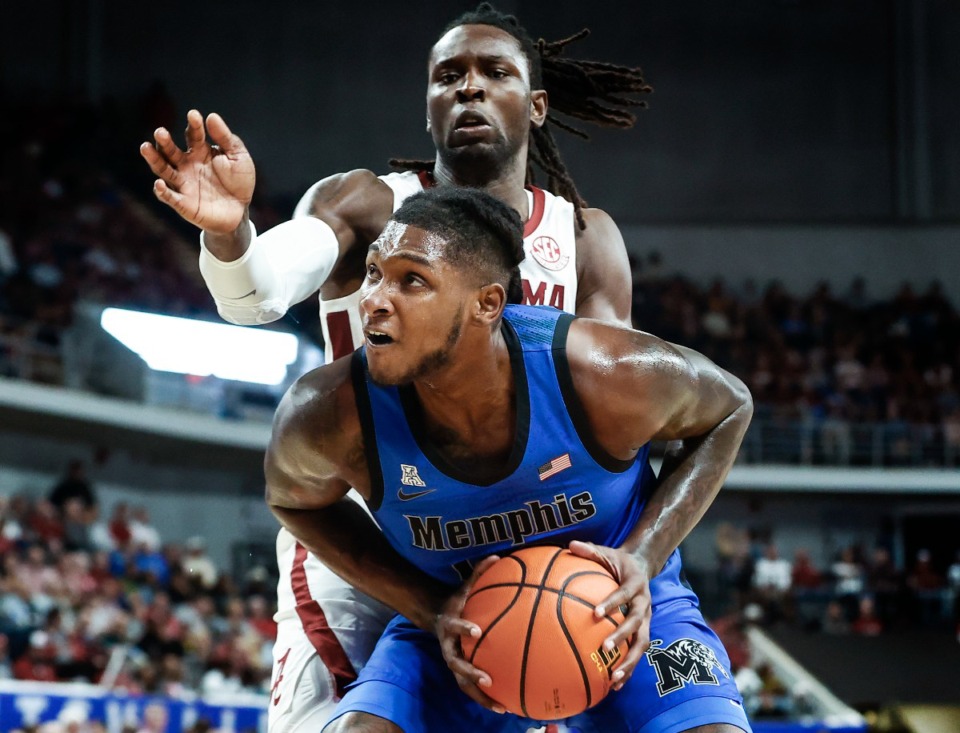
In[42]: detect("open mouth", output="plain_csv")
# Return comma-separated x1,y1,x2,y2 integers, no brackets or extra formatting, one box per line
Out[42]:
454,111,491,130
366,330,394,346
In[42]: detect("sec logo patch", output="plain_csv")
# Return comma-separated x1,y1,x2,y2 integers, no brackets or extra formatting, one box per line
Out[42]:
530,236,570,271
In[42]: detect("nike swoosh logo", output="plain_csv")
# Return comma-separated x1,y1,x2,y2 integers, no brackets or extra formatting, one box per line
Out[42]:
397,487,435,501
236,289,257,299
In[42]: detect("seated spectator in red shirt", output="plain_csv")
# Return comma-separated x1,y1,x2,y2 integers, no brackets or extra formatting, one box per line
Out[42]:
907,549,947,626
851,595,883,636
13,630,59,682
791,548,823,590
108,502,132,547
246,594,277,642
27,498,64,545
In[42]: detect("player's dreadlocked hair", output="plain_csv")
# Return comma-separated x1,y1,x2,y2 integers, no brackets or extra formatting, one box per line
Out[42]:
390,2,652,229
392,187,526,305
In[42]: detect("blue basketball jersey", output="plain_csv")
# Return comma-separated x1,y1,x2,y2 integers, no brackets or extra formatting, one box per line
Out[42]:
334,305,750,733
353,305,696,609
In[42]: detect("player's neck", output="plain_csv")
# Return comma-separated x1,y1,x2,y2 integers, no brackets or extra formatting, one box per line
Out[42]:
410,327,515,446
431,160,530,222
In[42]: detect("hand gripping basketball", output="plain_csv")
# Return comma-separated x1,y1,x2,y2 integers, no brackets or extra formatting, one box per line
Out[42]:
460,545,632,720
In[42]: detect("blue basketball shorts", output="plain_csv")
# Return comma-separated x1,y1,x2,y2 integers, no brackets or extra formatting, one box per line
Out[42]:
323,599,752,733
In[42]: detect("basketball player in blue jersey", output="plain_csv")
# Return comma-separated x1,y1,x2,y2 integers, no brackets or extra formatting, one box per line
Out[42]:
140,5,653,731
265,186,754,733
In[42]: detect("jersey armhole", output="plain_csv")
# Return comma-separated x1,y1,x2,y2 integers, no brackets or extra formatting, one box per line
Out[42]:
351,350,385,510
552,314,635,473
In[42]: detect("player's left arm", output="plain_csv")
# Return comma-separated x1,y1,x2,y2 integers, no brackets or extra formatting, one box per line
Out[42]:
573,208,633,326
565,321,754,687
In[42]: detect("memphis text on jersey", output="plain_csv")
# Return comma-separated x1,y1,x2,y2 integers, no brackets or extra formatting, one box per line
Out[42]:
404,491,596,551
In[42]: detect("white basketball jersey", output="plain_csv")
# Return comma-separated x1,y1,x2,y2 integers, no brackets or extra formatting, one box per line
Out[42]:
317,170,579,362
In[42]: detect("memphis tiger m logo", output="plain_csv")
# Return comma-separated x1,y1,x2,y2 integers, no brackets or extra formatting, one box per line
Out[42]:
644,638,730,696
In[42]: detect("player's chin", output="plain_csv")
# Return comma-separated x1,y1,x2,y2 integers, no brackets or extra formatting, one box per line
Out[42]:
366,359,404,387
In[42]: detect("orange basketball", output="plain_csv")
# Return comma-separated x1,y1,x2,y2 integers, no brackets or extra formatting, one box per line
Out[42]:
460,545,629,721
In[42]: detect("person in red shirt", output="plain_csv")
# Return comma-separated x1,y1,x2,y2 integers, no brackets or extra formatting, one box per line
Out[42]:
851,596,883,636
13,630,59,682
791,548,823,591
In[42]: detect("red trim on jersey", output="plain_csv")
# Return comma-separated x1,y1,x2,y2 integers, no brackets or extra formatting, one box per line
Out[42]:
325,310,355,361
524,186,545,237
417,170,435,189
291,543,357,698
415,171,545,237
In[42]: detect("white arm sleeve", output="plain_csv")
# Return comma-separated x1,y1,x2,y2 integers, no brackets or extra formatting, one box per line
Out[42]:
198,216,340,325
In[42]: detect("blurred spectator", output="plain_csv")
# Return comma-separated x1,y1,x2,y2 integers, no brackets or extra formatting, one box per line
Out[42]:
26,499,64,545
132,541,171,589
87,505,115,553
865,547,905,627
0,632,12,679
62,497,92,552
850,596,883,636
0,227,16,280
129,506,161,553
246,595,277,643
944,407,960,465
790,548,823,591
48,460,97,511
752,543,793,623
906,549,946,626
107,503,132,549
821,600,850,635
715,522,754,609
13,629,58,681
0,495,24,552
15,544,62,601
182,537,219,591
830,546,865,619
948,551,960,640
752,661,793,719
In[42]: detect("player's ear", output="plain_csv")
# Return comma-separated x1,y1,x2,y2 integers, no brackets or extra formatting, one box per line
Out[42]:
475,283,507,325
530,89,547,129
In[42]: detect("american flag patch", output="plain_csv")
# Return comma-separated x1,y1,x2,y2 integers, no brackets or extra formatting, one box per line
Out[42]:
538,453,572,481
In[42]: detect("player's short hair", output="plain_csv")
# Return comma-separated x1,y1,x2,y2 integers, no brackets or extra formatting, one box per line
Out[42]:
391,187,525,304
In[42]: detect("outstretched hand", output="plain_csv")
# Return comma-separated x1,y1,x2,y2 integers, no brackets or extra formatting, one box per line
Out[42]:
568,539,653,691
140,110,255,234
435,555,506,714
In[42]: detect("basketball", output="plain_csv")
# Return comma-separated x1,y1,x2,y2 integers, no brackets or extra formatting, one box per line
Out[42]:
460,545,630,720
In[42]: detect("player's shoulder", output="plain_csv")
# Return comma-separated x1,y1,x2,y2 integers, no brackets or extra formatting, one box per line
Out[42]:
575,206,622,243
295,168,396,224
565,317,688,379
272,356,359,448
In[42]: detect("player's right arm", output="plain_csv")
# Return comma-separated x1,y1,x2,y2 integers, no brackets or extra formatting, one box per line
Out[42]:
141,110,393,325
263,362,450,631
264,364,506,710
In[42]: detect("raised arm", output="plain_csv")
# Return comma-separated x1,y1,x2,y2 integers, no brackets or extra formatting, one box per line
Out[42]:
573,208,634,326
565,320,753,685
141,111,394,324
141,109,255,242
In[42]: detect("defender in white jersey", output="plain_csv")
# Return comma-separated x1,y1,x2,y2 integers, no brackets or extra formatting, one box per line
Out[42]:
310,170,580,362
142,5,655,730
